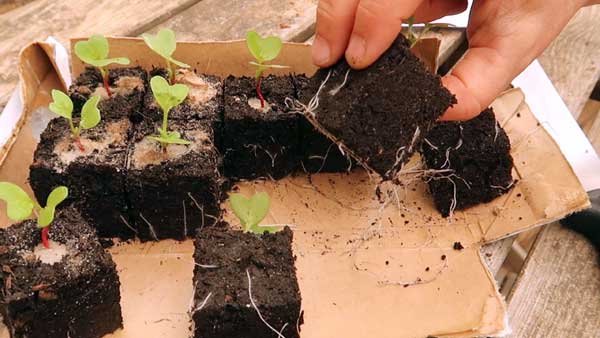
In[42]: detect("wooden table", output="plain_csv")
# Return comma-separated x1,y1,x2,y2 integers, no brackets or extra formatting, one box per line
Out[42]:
0,1,598,337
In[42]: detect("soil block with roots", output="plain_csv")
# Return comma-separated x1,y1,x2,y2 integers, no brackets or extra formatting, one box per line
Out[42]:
0,207,123,338
29,117,133,238
140,69,223,134
421,108,515,217
192,226,302,338
221,74,301,180
294,74,354,173
126,118,222,241
300,34,455,180
69,66,147,121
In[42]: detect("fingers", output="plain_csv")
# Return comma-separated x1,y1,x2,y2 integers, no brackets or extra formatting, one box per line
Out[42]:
413,0,468,23
345,0,424,69
441,47,509,120
441,0,581,120
312,0,360,67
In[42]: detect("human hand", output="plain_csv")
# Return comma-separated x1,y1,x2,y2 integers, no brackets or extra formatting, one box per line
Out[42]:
312,0,599,120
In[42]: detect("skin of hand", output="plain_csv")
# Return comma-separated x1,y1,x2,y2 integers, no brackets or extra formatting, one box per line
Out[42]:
312,0,600,121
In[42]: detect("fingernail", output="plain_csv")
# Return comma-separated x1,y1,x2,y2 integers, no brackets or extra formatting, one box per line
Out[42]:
346,34,366,65
312,35,331,66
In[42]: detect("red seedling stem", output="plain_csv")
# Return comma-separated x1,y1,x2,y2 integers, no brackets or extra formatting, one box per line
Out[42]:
103,75,113,97
74,136,85,152
256,77,265,108
41,227,49,248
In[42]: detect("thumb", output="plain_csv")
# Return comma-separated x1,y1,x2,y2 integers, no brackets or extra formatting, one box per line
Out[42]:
345,0,425,69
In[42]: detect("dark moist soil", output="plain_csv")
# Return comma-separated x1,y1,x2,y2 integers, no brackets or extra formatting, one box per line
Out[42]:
29,117,133,238
295,74,354,173
192,226,302,338
421,108,515,217
221,74,301,180
303,34,455,180
126,118,223,241
140,68,223,123
68,66,147,121
0,207,122,338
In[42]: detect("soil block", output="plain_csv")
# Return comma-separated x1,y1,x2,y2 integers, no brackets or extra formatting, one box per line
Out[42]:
126,118,222,241
294,74,354,173
0,207,122,338
192,226,302,338
141,68,222,123
29,117,133,238
421,108,515,217
302,34,455,180
69,66,147,121
222,75,301,180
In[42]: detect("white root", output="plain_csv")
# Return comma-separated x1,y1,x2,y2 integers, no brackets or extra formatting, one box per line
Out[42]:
194,263,219,269
139,213,159,241
183,201,188,238
328,68,351,96
187,192,219,230
191,291,213,314
246,269,288,338
119,214,138,234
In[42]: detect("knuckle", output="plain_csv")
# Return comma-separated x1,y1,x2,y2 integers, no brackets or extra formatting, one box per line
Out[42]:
317,0,341,22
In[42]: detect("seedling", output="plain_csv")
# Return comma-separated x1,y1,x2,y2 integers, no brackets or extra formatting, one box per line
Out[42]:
142,28,190,83
49,90,101,152
74,35,131,97
147,76,191,151
404,17,452,47
246,31,289,108
0,182,68,248
229,192,279,234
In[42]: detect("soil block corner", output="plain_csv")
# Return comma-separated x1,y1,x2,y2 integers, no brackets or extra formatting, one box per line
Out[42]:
126,118,223,241
221,74,301,180
192,226,302,338
421,108,515,216
294,74,354,173
302,34,456,180
69,66,147,121
29,117,133,238
0,207,122,338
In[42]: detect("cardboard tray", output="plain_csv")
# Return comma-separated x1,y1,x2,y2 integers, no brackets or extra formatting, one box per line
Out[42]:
0,38,590,338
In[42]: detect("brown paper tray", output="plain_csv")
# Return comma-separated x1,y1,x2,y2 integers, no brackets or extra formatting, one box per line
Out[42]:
0,38,590,338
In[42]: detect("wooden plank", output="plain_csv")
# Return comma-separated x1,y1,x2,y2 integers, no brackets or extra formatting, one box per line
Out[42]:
0,0,37,15
538,5,600,118
578,99,600,154
0,0,203,111
506,223,600,337
145,0,318,42
482,236,516,276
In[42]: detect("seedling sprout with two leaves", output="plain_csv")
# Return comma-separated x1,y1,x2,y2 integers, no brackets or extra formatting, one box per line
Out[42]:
143,28,190,83
230,192,280,234
246,31,289,108
74,35,131,97
49,90,101,152
0,183,68,248
147,76,191,152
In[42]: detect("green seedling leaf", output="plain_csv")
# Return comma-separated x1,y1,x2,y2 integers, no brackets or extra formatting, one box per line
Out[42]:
142,29,190,68
0,182,35,221
80,95,102,129
147,131,191,145
150,76,189,114
49,90,73,120
74,35,130,68
37,186,68,228
230,192,274,233
246,31,283,63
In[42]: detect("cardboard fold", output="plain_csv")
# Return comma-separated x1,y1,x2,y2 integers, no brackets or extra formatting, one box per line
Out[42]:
0,37,590,338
